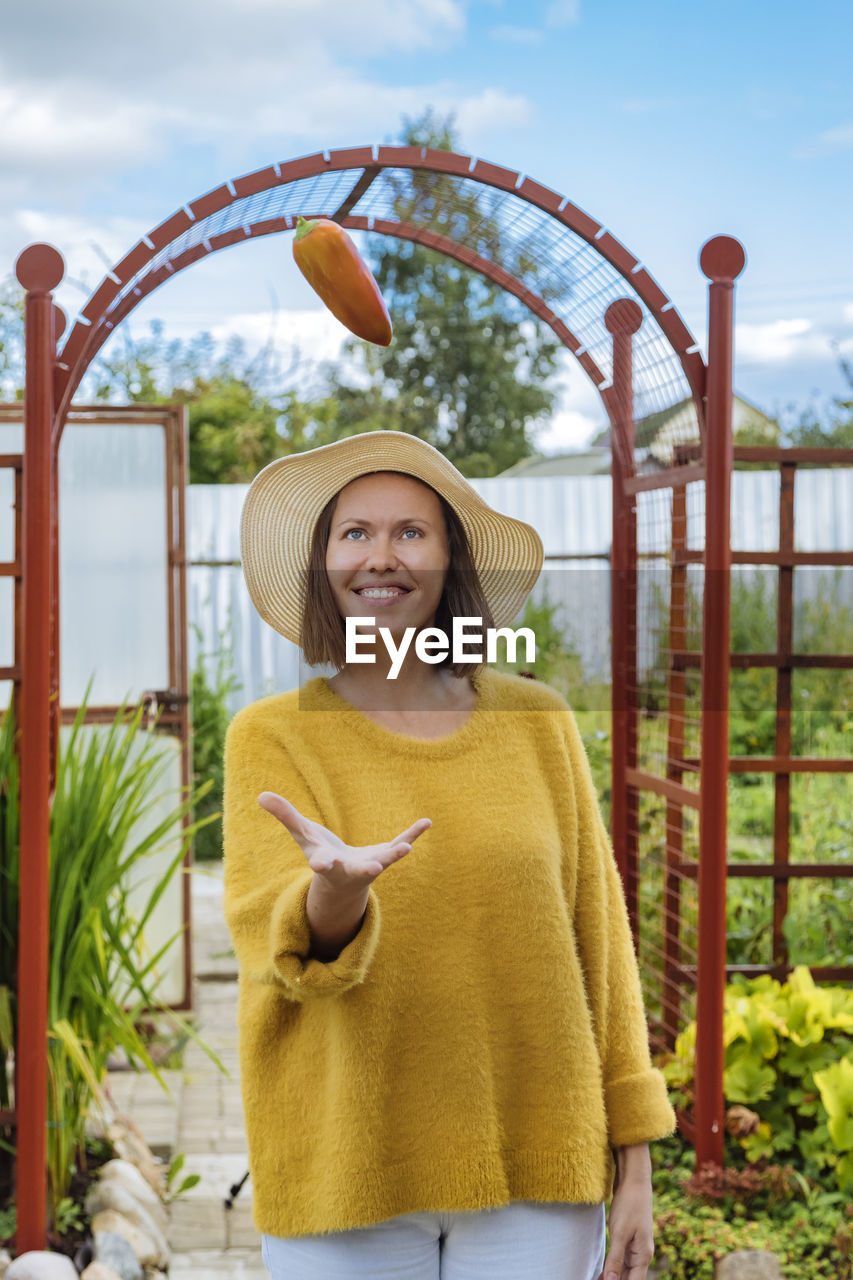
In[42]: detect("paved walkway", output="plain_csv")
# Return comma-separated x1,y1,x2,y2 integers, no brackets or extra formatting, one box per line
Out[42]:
105,859,267,1279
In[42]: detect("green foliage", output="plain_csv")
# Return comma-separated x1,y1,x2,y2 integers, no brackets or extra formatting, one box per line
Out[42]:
650,1135,853,1279
0,279,24,401
53,1196,85,1236
494,588,585,690
781,357,853,449
190,626,241,861
319,110,562,477
163,1151,203,1203
661,967,853,1195
89,320,309,483
0,693,227,1228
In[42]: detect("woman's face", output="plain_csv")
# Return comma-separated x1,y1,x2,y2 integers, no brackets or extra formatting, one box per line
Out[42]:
324,471,451,638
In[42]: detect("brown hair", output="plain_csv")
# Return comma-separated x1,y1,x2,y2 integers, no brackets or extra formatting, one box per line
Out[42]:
299,472,494,677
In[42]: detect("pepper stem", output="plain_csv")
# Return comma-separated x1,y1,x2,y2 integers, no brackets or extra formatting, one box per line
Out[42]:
294,215,319,242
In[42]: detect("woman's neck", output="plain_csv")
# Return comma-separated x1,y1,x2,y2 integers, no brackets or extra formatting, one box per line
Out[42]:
327,659,471,713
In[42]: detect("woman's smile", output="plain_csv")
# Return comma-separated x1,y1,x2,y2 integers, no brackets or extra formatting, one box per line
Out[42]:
352,584,413,605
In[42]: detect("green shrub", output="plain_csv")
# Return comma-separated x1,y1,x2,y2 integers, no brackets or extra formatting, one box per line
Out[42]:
0,693,226,1229
661,967,853,1195
190,625,241,862
651,1134,853,1279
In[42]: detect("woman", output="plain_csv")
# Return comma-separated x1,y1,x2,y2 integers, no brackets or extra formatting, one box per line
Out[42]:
223,430,676,1280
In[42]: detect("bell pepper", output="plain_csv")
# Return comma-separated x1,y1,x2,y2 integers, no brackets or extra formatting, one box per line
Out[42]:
292,215,393,346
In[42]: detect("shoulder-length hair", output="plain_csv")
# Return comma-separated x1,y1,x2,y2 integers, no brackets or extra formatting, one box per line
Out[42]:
299,473,494,678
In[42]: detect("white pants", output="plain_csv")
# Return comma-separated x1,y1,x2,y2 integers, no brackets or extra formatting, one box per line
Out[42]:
261,1199,607,1279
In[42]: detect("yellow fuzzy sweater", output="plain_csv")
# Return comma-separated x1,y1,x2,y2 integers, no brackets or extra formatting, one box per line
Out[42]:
222,665,676,1240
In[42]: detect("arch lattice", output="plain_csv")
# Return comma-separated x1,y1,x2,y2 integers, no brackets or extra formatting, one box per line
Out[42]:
55,145,706,438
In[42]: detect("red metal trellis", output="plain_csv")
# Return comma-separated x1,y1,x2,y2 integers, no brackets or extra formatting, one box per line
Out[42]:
12,145,741,1251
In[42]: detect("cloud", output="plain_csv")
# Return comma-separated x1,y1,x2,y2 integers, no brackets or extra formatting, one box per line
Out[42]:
0,0,467,194
533,407,601,453
207,308,351,388
813,123,853,152
0,86,164,175
454,88,534,137
490,24,544,44
736,317,853,367
545,0,581,27
3,0,465,75
3,210,153,319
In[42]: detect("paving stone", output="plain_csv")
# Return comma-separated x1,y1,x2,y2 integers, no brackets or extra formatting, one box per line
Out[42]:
168,1249,266,1279
152,864,262,1265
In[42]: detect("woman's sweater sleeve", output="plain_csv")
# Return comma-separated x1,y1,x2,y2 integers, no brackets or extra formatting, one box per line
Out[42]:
561,709,677,1149
221,707,381,1001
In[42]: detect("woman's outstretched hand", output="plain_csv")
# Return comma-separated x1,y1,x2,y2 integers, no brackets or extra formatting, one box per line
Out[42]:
257,791,431,891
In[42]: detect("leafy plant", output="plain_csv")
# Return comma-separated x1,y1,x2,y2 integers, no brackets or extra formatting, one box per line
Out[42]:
661,967,853,1194
163,1151,202,1204
53,1196,85,1236
650,1134,853,1279
0,691,228,1230
190,623,241,862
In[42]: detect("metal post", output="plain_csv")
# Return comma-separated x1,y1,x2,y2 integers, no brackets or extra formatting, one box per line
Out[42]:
605,298,643,935
696,235,746,1170
15,242,64,1251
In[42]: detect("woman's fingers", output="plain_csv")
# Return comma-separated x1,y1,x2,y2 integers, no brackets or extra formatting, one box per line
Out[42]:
390,818,432,849
257,791,310,840
258,794,431,880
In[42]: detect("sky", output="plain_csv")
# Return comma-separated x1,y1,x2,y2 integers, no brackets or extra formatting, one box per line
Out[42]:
3,0,852,451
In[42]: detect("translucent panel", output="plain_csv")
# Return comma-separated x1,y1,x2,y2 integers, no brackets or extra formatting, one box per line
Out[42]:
0,578,12,669
793,567,853,653
637,487,672,557
0,466,16,564
685,478,705,552
188,563,301,710
795,469,853,551
61,724,187,1008
59,422,169,705
0,423,23,453
730,567,778,653
731,469,780,552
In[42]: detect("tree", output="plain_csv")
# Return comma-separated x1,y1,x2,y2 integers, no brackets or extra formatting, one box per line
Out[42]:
89,320,316,482
782,357,853,449
0,279,25,402
320,109,563,477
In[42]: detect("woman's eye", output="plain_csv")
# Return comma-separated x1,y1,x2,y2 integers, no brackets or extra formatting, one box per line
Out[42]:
345,529,365,540
402,528,422,539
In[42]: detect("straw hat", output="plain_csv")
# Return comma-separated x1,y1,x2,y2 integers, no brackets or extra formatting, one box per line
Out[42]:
240,430,544,645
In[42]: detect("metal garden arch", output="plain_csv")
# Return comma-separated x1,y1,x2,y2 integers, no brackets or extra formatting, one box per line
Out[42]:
14,143,745,1250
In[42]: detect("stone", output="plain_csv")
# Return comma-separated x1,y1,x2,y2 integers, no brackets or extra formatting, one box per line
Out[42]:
5,1254,78,1280
81,1266,124,1280
105,1117,166,1197
0,1247,11,1278
716,1251,783,1280
91,1231,143,1280
91,1209,168,1271
85,1176,169,1240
